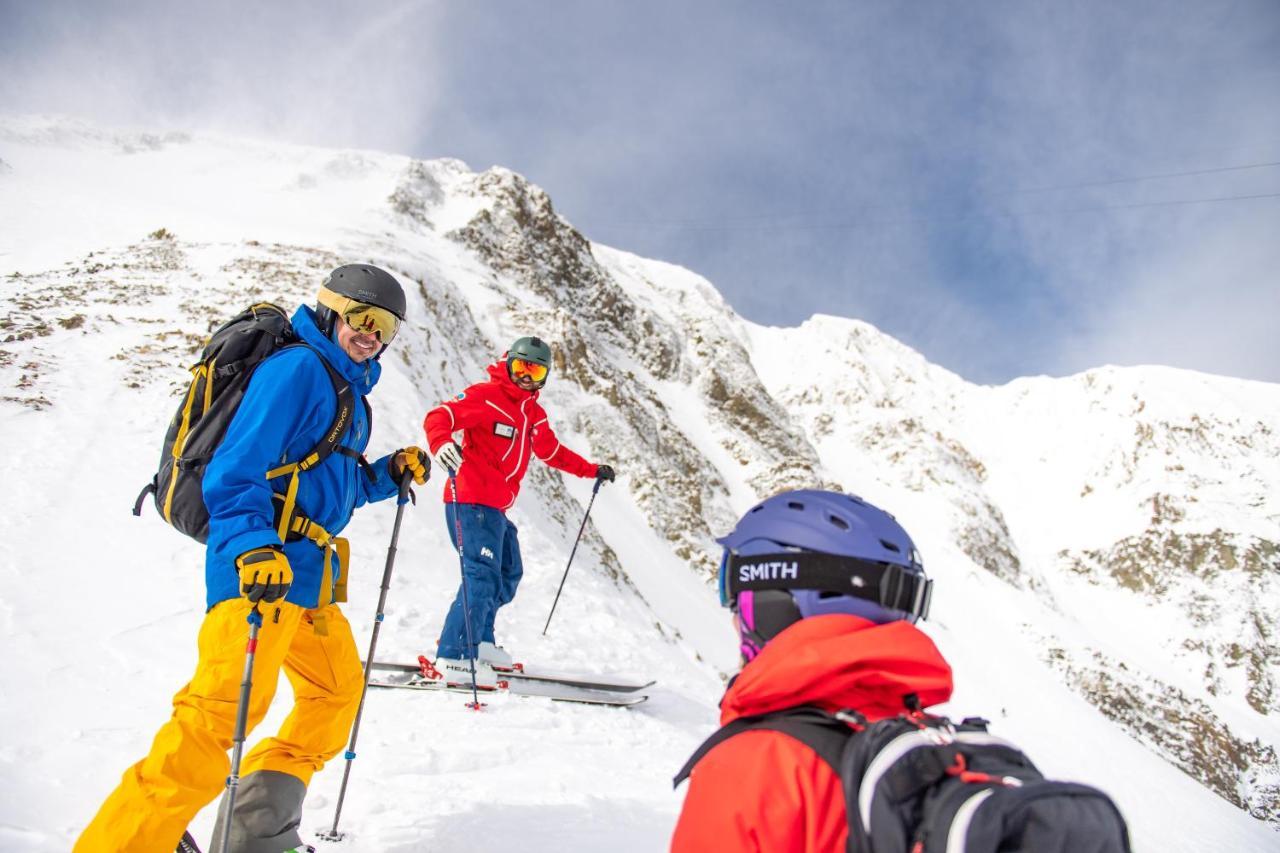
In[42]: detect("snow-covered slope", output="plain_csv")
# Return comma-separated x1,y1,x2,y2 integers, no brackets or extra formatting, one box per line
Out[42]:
0,115,1275,851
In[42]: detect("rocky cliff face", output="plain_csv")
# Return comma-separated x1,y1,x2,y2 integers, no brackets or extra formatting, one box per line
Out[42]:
441,165,829,575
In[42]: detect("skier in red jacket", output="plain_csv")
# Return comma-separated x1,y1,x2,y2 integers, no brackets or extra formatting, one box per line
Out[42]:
671,489,952,852
423,336,614,686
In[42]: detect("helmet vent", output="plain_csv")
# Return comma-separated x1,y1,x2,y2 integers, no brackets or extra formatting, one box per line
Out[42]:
786,501,805,511
827,514,850,530
879,539,902,553
530,336,545,348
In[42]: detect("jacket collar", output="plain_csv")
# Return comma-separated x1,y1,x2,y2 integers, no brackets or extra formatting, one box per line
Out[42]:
719,614,954,725
292,305,380,395
486,360,539,402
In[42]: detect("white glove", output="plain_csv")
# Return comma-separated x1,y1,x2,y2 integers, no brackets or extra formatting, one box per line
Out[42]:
433,441,463,475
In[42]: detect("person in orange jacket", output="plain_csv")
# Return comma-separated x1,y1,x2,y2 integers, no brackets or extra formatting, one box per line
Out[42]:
671,489,951,852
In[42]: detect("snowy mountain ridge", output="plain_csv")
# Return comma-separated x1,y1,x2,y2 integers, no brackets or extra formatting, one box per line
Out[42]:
0,115,1276,850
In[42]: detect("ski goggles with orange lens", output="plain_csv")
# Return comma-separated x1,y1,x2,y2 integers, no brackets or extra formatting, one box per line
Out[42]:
509,357,549,382
318,286,401,343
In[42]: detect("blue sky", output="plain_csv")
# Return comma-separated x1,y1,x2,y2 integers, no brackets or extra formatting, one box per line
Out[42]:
2,0,1277,384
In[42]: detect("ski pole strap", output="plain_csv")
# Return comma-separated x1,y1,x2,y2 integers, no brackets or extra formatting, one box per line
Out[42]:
396,469,414,505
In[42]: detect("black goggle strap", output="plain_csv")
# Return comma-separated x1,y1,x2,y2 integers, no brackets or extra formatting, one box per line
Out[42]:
722,551,931,622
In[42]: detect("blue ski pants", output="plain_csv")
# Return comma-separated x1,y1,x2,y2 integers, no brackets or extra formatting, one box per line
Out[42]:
436,502,524,659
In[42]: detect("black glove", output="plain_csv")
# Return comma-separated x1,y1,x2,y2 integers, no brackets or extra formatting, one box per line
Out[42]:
595,464,616,483
389,446,430,484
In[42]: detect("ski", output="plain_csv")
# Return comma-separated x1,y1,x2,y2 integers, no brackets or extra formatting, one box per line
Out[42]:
501,666,655,694
367,670,648,707
365,657,654,693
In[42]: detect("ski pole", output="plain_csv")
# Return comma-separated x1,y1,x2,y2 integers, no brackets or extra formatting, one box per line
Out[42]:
318,470,414,843
448,474,483,710
543,477,604,636
218,603,264,853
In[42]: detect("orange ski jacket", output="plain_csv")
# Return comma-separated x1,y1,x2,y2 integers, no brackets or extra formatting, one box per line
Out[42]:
671,614,954,853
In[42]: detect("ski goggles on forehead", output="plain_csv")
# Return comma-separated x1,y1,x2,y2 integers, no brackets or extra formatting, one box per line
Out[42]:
718,549,932,621
318,286,400,343
510,357,549,382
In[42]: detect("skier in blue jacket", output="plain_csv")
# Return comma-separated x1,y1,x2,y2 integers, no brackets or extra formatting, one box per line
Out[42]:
77,265,430,853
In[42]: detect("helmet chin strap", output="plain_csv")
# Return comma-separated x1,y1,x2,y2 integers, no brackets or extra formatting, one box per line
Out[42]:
735,591,768,662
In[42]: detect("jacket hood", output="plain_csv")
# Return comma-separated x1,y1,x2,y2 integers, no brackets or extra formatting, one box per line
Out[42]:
719,614,953,725
294,305,380,395
487,360,539,400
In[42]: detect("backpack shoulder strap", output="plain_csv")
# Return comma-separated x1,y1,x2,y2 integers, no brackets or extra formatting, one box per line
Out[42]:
265,345,361,540
334,396,377,483
300,346,357,469
673,706,852,789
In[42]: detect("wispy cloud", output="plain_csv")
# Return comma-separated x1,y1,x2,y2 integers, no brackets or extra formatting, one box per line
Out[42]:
2,0,1276,383
0,0,444,152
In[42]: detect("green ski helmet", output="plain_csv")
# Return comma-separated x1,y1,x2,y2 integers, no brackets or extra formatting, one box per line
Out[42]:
506,335,552,387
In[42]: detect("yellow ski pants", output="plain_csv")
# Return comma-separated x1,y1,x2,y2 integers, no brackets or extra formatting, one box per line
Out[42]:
75,598,364,853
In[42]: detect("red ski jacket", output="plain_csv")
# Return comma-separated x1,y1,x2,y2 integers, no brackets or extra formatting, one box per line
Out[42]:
670,614,954,853
423,362,598,510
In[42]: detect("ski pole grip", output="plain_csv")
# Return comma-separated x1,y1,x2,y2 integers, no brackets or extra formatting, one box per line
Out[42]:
397,469,413,504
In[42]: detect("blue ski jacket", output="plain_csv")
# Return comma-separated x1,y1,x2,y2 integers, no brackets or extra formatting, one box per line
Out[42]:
203,305,400,609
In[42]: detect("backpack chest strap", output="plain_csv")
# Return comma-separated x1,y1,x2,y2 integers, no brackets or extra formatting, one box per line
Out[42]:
270,494,352,626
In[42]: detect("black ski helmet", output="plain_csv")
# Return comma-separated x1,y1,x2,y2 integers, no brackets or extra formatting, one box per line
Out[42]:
506,336,553,386
315,264,407,337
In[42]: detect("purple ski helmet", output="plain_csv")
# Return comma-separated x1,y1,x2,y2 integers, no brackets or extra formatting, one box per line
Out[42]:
716,489,932,661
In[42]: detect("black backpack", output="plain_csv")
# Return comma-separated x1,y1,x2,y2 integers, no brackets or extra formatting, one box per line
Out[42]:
675,701,1131,853
133,303,370,543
